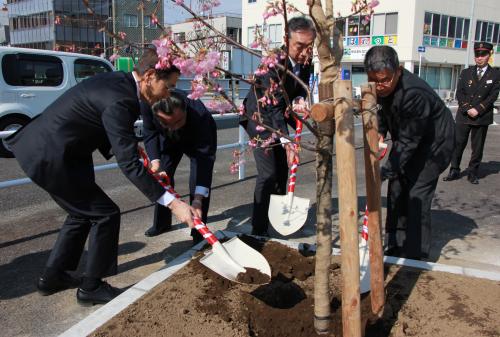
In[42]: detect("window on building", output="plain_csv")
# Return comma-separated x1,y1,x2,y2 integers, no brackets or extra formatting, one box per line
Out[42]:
124,14,138,28
385,13,398,35
2,54,63,87
371,13,384,35
486,22,494,42
264,23,282,48
440,15,448,37
431,13,440,36
493,24,499,43
455,17,463,39
475,20,482,41
248,0,257,3
347,15,359,36
247,25,261,47
448,17,456,38
423,12,432,35
74,59,112,83
144,15,157,29
463,19,470,39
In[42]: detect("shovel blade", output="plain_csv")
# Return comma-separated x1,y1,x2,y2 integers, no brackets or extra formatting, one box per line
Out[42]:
359,239,371,294
268,193,310,236
200,237,271,284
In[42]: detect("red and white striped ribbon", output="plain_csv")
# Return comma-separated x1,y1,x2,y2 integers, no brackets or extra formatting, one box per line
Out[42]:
362,205,369,241
138,146,218,246
288,118,303,193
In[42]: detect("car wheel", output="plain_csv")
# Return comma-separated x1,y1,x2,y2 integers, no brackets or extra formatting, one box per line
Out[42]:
0,116,30,158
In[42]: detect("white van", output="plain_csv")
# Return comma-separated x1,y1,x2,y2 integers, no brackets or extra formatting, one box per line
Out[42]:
0,47,114,157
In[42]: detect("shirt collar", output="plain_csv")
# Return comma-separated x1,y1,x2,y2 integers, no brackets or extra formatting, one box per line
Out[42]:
289,57,297,69
477,64,489,73
131,71,141,100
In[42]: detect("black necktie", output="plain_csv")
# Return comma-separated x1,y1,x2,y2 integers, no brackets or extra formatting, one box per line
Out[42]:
293,64,301,77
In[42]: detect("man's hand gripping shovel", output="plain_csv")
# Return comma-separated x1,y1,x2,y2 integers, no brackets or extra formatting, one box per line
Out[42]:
139,147,271,285
268,117,311,236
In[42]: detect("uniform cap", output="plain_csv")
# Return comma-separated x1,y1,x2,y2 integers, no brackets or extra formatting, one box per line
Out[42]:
474,42,493,52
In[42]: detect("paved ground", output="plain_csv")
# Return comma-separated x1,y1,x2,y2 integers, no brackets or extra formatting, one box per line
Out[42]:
0,110,499,337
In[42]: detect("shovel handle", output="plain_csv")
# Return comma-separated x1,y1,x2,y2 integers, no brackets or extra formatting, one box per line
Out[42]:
138,146,219,246
288,118,303,193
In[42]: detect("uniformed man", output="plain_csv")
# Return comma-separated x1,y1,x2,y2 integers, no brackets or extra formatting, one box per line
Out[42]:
443,42,500,184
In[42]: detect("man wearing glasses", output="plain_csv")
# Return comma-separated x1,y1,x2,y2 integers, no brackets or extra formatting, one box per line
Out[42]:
364,46,455,260
443,42,500,184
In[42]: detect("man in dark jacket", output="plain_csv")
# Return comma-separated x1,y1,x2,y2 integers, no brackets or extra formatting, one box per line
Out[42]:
443,42,500,184
241,16,315,236
5,49,196,305
364,46,455,260
142,89,217,245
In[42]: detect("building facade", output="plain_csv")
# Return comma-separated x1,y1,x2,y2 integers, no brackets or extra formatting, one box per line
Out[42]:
0,6,8,45
5,0,163,57
242,0,499,97
170,13,241,71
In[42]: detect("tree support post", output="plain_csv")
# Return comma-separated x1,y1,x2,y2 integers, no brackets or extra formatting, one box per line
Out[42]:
313,82,335,334
361,83,385,318
334,80,361,337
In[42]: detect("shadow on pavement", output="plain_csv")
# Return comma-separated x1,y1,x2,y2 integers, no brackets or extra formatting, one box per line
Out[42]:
478,160,500,179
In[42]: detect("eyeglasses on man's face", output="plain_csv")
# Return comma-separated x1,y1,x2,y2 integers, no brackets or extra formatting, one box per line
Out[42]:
374,71,397,88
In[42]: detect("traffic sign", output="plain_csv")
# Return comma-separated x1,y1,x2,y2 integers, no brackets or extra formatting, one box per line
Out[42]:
418,46,426,53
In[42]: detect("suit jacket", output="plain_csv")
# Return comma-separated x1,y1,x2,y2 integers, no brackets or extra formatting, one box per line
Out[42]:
6,71,165,202
241,56,311,139
378,69,455,183
141,89,217,189
456,65,500,126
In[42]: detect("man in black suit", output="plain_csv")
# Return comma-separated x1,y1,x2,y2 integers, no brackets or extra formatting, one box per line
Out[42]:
241,16,315,236
443,42,500,184
142,88,217,245
364,46,455,260
5,49,196,305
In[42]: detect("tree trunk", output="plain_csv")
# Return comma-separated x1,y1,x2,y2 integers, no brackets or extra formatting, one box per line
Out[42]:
314,83,335,334
361,83,385,318
334,80,361,337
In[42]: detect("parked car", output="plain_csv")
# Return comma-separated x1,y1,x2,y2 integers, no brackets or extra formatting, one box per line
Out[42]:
0,47,114,157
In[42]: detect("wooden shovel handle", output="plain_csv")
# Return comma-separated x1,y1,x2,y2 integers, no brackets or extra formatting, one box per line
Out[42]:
138,146,218,245
288,118,303,193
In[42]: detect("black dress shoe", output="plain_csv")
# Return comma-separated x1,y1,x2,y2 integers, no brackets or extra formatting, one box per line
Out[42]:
37,272,81,296
76,282,123,306
144,225,170,237
443,169,460,181
467,173,479,184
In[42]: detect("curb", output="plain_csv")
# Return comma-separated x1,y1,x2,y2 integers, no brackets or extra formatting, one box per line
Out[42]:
59,231,500,337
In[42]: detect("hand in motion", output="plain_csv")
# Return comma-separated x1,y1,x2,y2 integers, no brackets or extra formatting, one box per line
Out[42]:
168,199,197,228
285,143,299,167
149,160,167,179
191,197,203,219
467,108,479,118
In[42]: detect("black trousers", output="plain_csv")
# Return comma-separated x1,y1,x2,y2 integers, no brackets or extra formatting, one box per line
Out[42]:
151,152,207,242
450,123,489,175
251,145,288,233
46,183,120,279
385,175,439,259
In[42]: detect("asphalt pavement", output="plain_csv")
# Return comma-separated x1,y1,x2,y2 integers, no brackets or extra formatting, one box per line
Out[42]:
0,110,499,337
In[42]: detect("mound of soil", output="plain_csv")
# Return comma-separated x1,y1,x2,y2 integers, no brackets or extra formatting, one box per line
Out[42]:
90,236,500,337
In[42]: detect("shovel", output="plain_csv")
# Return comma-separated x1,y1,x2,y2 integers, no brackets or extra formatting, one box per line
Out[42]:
268,118,310,236
138,147,271,285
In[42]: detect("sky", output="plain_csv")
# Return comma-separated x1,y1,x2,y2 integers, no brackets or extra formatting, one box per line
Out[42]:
164,1,242,25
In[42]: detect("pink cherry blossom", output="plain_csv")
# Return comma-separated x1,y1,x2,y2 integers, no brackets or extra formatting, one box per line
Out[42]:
205,99,233,114
255,125,265,132
109,53,119,62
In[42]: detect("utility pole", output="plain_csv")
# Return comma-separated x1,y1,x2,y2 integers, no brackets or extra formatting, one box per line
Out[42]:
112,0,116,53
140,1,144,49
464,0,476,69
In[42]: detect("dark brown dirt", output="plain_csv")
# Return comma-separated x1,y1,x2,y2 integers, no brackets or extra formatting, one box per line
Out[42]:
236,267,271,285
89,236,500,337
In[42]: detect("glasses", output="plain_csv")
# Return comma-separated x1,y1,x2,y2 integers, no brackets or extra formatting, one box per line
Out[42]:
374,71,397,88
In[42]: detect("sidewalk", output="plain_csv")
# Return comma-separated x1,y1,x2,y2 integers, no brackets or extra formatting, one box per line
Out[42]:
1,114,499,337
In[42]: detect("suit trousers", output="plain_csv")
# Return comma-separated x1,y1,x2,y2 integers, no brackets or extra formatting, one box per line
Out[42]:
151,152,207,242
251,144,288,233
385,175,439,259
47,183,120,279
450,123,489,175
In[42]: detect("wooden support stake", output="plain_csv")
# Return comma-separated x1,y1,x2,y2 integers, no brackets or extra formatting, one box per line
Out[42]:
314,82,335,334
311,102,335,122
361,83,385,318
334,80,361,337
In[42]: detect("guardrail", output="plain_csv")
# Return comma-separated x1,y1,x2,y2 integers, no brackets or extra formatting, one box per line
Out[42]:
0,113,315,189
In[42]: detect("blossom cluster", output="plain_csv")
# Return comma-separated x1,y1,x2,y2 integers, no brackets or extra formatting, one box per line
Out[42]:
262,1,299,21
205,99,234,114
